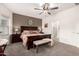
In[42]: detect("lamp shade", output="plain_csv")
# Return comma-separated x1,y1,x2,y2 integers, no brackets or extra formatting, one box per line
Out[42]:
38,27,41,32
15,28,19,32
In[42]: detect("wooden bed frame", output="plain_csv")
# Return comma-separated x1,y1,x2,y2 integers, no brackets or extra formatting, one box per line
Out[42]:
21,26,38,33
20,26,51,50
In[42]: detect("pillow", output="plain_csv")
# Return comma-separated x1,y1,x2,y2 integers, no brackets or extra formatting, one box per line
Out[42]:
22,30,30,35
30,31,39,34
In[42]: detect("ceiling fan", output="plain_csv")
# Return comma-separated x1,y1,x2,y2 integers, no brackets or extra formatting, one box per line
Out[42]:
34,3,58,15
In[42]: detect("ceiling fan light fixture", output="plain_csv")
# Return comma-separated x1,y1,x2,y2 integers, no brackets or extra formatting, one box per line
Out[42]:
43,10,48,14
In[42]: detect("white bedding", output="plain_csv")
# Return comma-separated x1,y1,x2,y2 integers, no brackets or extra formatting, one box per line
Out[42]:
20,31,44,46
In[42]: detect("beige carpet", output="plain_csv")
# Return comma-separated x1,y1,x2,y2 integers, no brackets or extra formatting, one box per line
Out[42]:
5,42,79,56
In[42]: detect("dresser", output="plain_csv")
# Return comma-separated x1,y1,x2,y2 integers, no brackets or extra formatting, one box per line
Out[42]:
10,34,22,43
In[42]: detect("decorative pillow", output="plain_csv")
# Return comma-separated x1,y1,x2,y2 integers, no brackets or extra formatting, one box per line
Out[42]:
30,31,39,34
22,30,30,35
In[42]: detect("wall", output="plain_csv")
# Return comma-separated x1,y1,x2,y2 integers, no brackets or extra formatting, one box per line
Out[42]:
42,5,79,47
13,13,42,33
0,4,12,43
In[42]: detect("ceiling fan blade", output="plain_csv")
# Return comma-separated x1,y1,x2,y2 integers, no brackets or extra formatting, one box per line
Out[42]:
34,8,42,10
48,12,51,15
39,12,43,15
50,7,58,10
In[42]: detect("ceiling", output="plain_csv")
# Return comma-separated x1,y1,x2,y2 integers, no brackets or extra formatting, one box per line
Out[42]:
3,3,77,18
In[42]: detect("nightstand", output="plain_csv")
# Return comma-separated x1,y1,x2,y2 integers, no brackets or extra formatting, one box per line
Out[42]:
10,34,22,43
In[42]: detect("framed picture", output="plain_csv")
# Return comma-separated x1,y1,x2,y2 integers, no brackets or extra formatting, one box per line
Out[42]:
44,23,48,28
28,20,33,25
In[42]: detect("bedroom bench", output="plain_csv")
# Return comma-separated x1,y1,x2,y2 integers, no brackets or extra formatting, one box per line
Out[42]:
33,38,53,53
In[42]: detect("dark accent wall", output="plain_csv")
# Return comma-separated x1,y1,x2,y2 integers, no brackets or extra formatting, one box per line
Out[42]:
13,13,42,33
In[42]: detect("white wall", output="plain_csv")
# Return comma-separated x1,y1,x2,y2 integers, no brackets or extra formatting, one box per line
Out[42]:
42,5,79,47
0,4,12,43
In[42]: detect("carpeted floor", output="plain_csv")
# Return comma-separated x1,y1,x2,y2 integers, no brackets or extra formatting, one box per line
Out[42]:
5,42,79,56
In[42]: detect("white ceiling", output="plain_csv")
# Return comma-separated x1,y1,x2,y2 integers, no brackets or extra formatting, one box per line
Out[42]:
3,3,77,18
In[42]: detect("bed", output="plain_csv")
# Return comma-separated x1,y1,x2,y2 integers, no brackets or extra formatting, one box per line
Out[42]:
20,26,51,50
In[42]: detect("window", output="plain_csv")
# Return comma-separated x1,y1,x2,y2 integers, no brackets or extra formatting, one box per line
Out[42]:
0,16,9,39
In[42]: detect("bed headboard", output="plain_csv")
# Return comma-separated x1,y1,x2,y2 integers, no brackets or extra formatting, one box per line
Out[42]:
21,26,38,33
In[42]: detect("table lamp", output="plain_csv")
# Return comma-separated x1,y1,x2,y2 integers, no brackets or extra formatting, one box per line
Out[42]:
14,28,19,34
